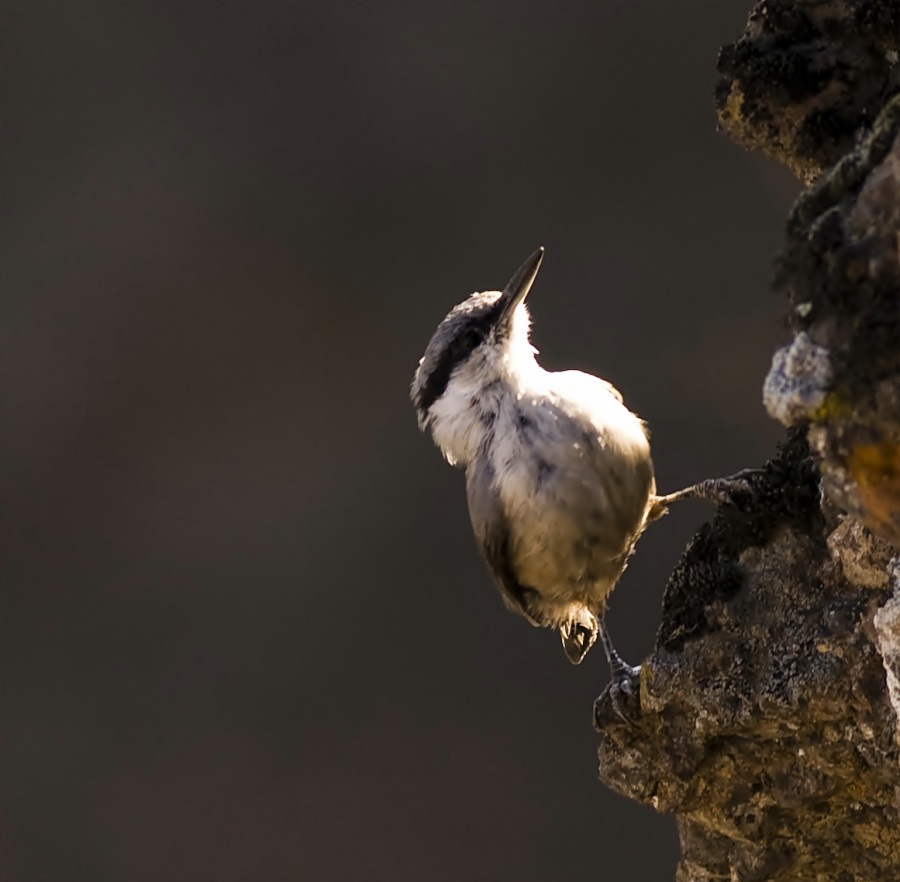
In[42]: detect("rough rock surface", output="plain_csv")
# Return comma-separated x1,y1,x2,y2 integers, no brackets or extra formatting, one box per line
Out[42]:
596,431,900,881
596,6,900,881
775,98,900,548
716,0,900,183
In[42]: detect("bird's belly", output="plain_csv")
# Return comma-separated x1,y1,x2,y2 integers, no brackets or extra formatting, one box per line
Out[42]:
504,479,637,610
511,519,623,603
489,393,654,619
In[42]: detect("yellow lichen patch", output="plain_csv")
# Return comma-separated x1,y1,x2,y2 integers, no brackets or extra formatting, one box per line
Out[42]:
847,442,900,545
848,441,900,481
853,820,896,852
810,391,852,422
721,84,745,125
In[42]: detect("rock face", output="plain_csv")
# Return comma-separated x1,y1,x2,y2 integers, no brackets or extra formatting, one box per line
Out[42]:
775,98,900,549
597,430,900,881
715,0,900,183
596,4,900,879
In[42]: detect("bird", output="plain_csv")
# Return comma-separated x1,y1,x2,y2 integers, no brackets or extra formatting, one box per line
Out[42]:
410,247,752,709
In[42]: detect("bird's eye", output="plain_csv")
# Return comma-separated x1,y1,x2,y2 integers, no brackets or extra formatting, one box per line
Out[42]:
456,327,485,356
463,329,483,348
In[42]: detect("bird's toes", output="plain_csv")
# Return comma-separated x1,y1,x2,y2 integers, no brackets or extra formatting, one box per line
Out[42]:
593,666,641,729
704,469,764,507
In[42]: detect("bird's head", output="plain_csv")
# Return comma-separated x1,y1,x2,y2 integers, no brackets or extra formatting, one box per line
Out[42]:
410,247,544,441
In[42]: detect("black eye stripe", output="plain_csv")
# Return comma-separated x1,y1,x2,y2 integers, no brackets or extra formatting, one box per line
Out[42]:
416,311,495,415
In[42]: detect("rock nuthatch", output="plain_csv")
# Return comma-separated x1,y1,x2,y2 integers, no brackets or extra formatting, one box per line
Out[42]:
411,248,752,707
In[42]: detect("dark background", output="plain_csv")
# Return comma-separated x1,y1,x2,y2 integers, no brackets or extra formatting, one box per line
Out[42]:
4,2,799,880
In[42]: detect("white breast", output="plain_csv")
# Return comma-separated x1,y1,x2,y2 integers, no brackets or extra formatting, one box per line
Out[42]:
489,366,654,618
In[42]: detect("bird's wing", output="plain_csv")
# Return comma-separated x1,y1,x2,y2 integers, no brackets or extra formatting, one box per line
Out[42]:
465,454,541,626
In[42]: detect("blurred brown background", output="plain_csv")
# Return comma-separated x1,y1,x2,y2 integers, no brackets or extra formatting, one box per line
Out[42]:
3,2,799,880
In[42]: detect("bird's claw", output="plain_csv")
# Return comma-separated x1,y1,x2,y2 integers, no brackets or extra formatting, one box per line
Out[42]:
700,468,764,507
593,662,641,729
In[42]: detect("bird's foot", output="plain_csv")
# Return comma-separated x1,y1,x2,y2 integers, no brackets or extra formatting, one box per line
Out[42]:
593,661,641,729
656,468,764,509
696,468,764,506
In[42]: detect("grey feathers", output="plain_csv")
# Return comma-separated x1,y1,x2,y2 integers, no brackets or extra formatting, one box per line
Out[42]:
465,454,541,625
411,249,657,666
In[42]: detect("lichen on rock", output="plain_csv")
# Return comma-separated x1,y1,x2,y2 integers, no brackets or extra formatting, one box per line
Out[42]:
596,432,900,882
763,332,832,426
595,15,900,878
716,0,900,183
775,97,900,548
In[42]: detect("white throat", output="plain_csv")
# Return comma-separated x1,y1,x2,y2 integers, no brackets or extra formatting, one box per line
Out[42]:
427,305,539,466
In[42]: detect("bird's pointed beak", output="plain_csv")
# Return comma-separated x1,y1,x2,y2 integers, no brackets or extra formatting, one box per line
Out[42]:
497,247,544,325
